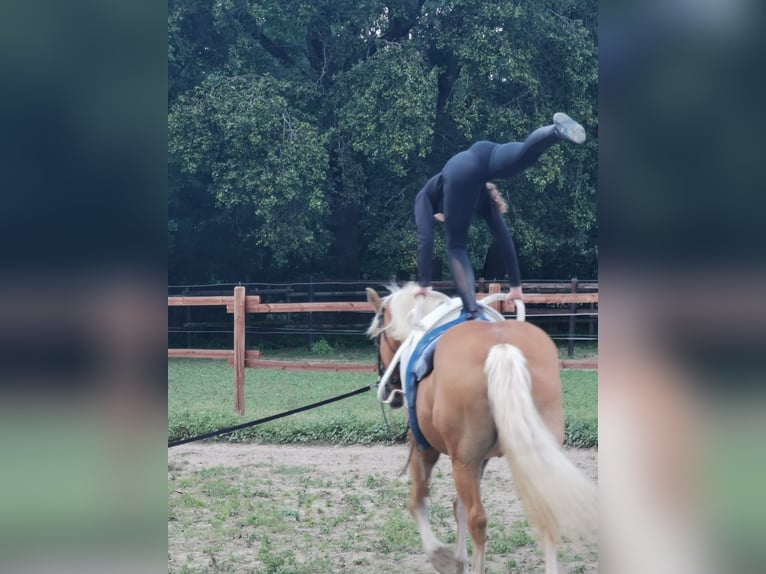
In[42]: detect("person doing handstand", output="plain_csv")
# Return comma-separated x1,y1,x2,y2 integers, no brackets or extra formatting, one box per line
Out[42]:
414,112,586,319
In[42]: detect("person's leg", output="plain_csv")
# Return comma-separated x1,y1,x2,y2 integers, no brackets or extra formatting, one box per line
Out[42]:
442,154,483,319
442,151,486,318
444,196,478,316
489,113,585,178
446,240,479,318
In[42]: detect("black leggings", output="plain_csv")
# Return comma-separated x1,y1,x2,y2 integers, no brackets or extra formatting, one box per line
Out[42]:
442,125,559,313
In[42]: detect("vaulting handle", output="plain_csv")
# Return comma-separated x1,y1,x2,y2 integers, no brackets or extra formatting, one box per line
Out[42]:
513,299,525,322
477,293,524,321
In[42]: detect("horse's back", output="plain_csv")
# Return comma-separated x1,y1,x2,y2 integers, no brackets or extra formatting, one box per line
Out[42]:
432,319,564,442
437,319,558,372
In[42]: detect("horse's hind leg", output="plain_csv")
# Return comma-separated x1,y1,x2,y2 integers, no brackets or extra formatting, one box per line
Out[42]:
452,497,469,573
453,460,488,573
452,464,487,574
408,447,461,574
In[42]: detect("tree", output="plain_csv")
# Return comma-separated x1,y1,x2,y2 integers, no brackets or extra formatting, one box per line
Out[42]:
169,75,329,278
168,0,598,283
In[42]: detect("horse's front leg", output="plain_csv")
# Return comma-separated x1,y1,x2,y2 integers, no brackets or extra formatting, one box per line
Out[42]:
408,445,461,574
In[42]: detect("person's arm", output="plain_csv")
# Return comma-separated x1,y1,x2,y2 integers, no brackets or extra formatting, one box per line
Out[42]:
414,187,436,288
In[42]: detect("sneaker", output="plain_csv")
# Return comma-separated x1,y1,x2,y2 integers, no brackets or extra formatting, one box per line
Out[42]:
553,112,586,144
464,309,481,321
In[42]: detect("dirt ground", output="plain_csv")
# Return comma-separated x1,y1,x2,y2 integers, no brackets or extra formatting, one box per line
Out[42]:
168,443,598,573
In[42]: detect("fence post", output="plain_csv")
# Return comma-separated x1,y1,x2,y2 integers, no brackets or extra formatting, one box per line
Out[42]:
488,282,502,312
568,277,577,358
233,285,246,415
307,276,314,351
183,287,191,349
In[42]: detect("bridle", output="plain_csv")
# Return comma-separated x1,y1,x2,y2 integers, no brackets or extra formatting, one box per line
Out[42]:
374,305,401,388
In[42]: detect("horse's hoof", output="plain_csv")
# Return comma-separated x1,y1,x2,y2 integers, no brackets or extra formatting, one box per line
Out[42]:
428,545,462,574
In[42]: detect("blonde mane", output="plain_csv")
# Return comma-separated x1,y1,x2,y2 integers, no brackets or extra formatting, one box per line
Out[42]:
367,283,450,341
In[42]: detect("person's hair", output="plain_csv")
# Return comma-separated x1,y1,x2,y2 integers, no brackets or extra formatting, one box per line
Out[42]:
486,182,508,214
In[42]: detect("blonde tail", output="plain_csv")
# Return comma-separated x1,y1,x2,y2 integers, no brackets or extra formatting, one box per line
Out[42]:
485,344,597,543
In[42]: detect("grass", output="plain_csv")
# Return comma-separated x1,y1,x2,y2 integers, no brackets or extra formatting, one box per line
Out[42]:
169,355,597,448
556,341,597,360
560,370,599,447
263,341,597,362
489,519,535,553
265,344,377,363
168,359,393,445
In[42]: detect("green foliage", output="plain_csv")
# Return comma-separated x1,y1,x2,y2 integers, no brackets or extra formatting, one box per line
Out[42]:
169,75,330,270
334,44,439,177
169,0,598,283
309,338,334,355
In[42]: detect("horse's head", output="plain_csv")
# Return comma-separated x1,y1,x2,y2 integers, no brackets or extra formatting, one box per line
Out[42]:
366,286,404,408
366,284,450,408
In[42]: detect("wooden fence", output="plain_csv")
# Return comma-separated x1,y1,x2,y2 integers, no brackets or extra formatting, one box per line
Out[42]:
168,284,598,414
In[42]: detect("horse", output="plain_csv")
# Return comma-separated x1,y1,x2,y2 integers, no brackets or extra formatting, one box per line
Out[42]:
366,283,596,574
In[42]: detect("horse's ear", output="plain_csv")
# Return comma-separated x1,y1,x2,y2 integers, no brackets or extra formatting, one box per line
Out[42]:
366,287,382,313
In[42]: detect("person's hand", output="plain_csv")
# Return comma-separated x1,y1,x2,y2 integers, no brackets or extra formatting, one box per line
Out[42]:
505,285,524,304
433,213,445,223
413,286,429,298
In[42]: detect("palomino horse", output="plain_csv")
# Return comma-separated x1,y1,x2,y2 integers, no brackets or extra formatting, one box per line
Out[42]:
366,284,596,574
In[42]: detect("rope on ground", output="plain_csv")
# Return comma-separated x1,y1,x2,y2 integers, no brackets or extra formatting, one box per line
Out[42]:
168,385,372,448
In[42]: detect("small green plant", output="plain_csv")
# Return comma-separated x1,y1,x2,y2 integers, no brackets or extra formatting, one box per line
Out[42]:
378,510,420,554
257,535,296,574
310,338,334,355
202,478,239,497
508,524,535,547
489,519,535,553
280,507,301,521
366,474,384,488
342,493,366,514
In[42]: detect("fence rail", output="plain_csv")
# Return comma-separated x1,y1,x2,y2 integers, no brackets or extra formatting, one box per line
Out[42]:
168,283,598,414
